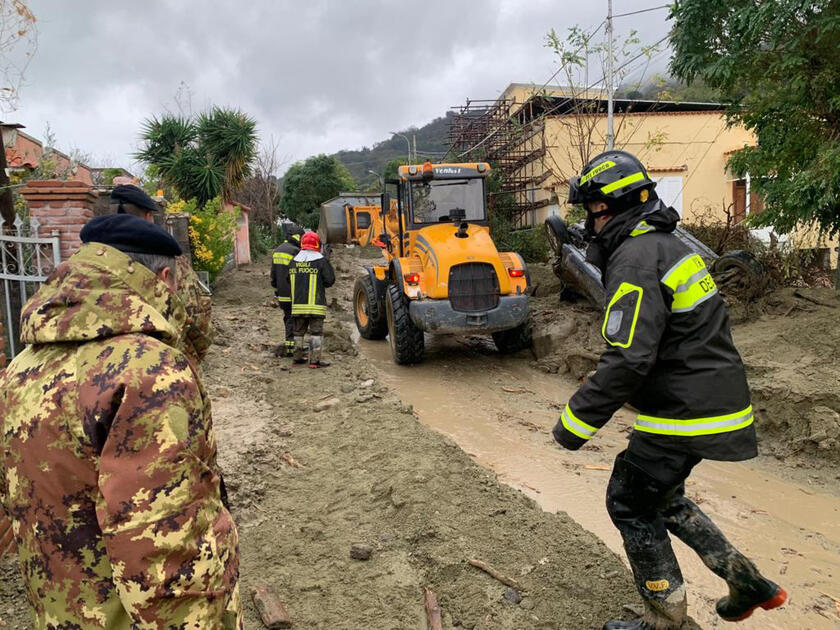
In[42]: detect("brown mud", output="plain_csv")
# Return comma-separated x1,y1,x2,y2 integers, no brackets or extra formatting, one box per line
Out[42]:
347,251,840,629
1,257,694,629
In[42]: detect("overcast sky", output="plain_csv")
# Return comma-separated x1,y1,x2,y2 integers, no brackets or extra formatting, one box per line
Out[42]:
12,0,673,174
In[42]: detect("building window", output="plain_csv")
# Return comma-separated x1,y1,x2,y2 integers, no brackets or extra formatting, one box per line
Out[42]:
732,178,764,224
654,176,683,217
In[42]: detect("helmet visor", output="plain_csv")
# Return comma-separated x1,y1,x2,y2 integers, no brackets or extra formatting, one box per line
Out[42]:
567,176,584,204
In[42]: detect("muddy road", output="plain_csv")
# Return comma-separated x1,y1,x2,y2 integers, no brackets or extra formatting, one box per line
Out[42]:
0,246,836,629
341,246,840,629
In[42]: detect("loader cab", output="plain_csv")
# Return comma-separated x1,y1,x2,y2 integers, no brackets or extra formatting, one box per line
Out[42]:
398,162,490,229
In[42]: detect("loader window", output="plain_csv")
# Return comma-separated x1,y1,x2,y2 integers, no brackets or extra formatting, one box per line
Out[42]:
410,179,486,225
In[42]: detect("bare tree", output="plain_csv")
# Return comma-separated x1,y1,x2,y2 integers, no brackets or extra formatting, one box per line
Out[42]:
540,26,665,204
236,136,287,239
0,0,37,226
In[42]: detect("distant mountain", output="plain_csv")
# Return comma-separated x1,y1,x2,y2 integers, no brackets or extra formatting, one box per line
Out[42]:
332,113,453,188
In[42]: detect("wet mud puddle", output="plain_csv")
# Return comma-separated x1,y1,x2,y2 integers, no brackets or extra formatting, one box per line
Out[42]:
358,334,840,630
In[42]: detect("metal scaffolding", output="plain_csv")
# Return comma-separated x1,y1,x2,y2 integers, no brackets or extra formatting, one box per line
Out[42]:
448,97,554,226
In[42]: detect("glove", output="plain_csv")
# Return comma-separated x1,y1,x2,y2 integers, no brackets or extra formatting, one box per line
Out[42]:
552,417,587,451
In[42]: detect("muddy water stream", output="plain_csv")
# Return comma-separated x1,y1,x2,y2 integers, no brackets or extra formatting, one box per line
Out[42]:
358,335,840,630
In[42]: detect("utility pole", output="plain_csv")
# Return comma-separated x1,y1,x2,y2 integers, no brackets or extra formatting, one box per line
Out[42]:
412,134,417,164
390,131,412,165
606,0,615,151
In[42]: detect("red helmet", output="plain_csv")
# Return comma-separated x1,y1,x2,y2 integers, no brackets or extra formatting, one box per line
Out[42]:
301,231,321,251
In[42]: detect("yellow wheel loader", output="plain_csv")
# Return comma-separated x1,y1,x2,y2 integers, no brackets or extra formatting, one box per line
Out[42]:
319,162,531,364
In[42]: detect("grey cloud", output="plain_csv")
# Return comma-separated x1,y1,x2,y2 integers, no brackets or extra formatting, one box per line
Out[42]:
18,0,671,171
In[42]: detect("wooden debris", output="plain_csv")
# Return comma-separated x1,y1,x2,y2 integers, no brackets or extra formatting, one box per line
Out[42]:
251,585,293,629
794,289,838,308
584,464,611,471
424,587,443,630
280,453,303,469
468,558,520,588
502,386,532,394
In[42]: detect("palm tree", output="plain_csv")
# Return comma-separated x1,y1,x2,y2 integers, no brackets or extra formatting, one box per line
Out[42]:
136,108,257,205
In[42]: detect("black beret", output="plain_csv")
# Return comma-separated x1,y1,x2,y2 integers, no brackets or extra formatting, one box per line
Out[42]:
111,185,160,213
80,214,183,257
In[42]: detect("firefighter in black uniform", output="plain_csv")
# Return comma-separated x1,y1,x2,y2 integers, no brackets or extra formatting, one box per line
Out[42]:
553,150,787,629
289,231,335,368
271,226,303,357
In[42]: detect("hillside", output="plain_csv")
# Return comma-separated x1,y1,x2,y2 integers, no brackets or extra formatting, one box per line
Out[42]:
333,113,452,188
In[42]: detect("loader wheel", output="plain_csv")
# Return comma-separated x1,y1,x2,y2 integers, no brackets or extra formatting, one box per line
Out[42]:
385,284,424,364
492,317,533,354
545,215,569,256
354,276,388,340
712,250,766,299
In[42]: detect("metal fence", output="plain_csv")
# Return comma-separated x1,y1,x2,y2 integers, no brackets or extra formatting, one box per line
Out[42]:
0,215,61,358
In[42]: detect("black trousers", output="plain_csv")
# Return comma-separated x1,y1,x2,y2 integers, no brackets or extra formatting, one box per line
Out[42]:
279,301,295,345
606,438,762,603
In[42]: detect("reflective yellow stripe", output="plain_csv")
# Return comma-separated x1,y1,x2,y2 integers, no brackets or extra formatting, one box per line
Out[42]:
661,254,718,313
629,220,655,237
580,160,616,184
561,404,598,440
292,305,326,316
601,282,643,348
275,296,291,302
273,252,293,265
600,171,644,195
308,274,317,306
634,406,754,437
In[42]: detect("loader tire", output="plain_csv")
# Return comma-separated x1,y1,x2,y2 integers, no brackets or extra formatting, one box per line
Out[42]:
385,284,424,364
354,275,388,340
545,215,569,256
492,317,533,354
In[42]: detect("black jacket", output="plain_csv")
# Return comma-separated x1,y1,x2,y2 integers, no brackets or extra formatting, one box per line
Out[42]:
271,241,300,301
554,199,757,462
289,250,335,317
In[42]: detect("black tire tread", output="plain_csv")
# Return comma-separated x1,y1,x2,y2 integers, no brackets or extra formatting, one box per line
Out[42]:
492,317,533,354
386,284,424,364
354,275,388,340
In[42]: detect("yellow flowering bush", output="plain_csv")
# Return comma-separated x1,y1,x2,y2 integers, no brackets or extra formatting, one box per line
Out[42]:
166,198,198,215
188,196,240,281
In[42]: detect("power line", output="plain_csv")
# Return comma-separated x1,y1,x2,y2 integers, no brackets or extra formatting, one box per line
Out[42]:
455,33,671,159
447,18,608,159
613,4,671,18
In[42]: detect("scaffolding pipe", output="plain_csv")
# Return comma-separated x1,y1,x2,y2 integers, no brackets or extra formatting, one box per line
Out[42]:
606,0,615,150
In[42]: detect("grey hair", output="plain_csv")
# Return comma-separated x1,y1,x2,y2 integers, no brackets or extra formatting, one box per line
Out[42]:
126,252,177,280
110,202,153,218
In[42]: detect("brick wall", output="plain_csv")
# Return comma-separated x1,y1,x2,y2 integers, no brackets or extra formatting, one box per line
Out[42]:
20,180,97,261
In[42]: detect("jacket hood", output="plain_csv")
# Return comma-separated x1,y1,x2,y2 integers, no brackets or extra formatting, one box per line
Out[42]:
593,199,679,256
20,243,186,346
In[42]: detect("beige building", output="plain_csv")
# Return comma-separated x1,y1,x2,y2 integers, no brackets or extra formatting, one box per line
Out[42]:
450,83,836,268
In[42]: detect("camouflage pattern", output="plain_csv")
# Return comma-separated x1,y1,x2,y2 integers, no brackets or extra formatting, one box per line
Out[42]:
0,243,241,629
175,255,215,367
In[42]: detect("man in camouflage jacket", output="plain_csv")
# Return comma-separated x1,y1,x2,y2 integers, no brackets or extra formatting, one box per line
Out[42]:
110,184,215,367
0,215,241,628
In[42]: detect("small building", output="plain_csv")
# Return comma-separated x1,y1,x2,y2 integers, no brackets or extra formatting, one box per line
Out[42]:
450,83,837,270
450,84,757,227
1,123,93,185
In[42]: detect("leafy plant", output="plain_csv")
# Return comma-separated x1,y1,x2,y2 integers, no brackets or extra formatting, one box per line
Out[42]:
280,154,356,228
188,196,239,281
670,0,840,237
136,108,257,205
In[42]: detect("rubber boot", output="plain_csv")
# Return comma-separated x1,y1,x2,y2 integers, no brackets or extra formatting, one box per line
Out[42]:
716,577,787,622
603,588,687,629
292,335,307,365
308,335,330,368
662,493,787,622
604,536,687,630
